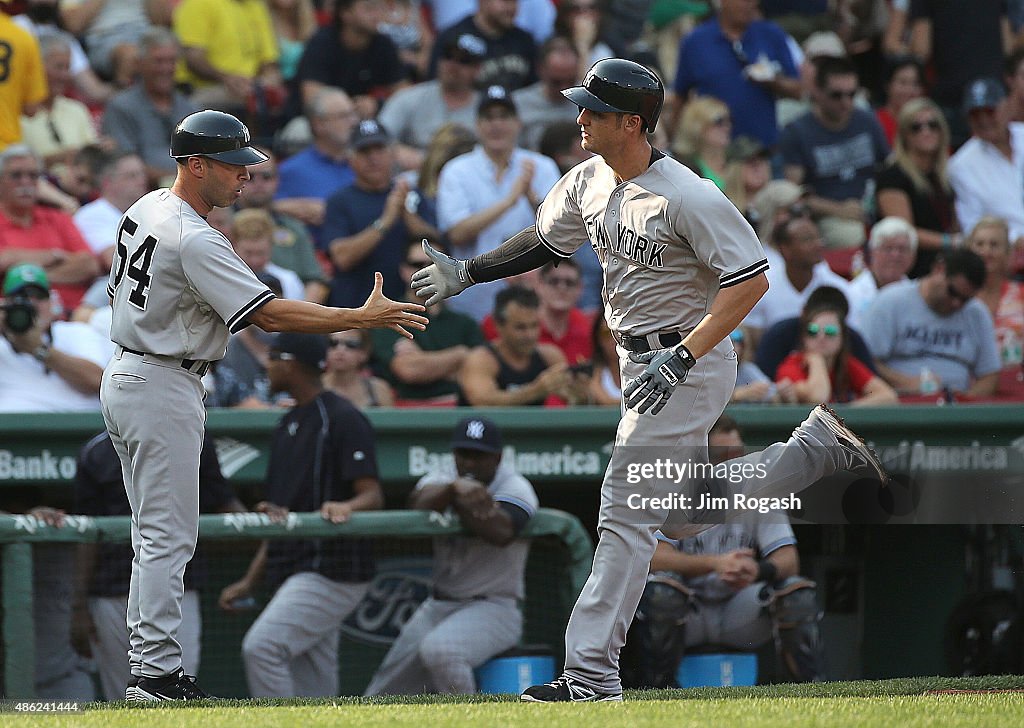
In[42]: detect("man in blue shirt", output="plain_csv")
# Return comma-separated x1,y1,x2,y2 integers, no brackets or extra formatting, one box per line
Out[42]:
274,88,358,248
672,0,801,147
322,119,439,308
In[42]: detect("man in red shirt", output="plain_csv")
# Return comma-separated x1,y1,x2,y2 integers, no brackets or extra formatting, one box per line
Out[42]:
0,145,98,313
482,258,594,366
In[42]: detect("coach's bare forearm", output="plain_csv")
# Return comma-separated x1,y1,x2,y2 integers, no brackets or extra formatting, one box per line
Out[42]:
249,299,373,332
682,273,768,359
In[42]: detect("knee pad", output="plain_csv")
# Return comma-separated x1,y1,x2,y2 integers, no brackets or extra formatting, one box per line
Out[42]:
631,574,694,688
769,578,826,683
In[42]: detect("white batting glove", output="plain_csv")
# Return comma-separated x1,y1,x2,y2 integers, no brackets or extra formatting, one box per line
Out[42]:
409,239,473,306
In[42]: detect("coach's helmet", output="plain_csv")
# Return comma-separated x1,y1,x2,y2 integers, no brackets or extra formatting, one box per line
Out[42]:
562,58,665,132
170,110,268,165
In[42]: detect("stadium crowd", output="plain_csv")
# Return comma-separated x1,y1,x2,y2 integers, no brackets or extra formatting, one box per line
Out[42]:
1,0,1023,700
2,0,1023,411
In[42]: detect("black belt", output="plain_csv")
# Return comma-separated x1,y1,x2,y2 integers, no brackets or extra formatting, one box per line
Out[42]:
121,346,211,377
617,331,682,354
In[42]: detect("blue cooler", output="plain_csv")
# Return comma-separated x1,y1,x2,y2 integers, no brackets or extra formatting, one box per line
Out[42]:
475,648,555,694
677,653,757,688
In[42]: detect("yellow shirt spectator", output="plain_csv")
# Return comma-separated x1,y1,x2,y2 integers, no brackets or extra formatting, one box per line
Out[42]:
173,0,279,90
0,13,48,150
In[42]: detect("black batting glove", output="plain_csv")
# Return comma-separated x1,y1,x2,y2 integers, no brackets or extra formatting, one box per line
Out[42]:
622,344,697,415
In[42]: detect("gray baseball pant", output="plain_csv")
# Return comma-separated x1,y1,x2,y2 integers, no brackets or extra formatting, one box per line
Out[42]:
33,545,96,700
364,596,522,695
242,572,369,697
88,591,201,701
100,349,206,679
562,341,845,692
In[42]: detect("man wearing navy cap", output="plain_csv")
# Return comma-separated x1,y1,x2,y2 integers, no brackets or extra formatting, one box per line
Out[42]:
365,416,539,695
949,77,1024,248
436,85,562,321
219,332,384,698
322,118,440,308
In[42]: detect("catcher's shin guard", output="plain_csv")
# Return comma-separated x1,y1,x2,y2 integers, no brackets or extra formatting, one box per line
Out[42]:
632,573,693,688
770,577,826,683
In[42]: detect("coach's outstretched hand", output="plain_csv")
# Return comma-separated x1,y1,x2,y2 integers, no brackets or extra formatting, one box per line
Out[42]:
360,272,429,339
410,239,473,306
623,345,697,415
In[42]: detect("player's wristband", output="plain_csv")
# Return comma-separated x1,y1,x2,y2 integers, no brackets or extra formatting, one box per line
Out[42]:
756,559,779,584
672,344,697,370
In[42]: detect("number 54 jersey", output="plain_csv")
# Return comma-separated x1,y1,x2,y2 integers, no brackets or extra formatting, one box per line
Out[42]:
106,190,276,361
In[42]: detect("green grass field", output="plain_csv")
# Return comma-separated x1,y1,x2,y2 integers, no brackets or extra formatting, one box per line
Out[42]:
10,677,1024,728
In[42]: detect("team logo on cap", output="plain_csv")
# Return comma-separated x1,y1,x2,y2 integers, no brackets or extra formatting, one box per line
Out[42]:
466,420,486,439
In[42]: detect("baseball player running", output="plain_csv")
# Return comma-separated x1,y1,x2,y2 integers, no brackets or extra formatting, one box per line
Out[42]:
411,58,888,702
101,109,427,702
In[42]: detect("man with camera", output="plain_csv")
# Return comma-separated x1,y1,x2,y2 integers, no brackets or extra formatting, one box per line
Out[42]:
0,262,112,411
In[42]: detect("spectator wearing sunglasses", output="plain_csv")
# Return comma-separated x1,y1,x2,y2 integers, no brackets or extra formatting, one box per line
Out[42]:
776,302,897,405
323,329,394,408
875,97,959,279
369,238,484,406
780,56,889,250
862,249,1000,397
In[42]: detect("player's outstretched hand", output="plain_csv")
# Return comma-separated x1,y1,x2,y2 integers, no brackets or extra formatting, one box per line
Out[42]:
622,345,696,415
410,239,472,306
360,272,429,339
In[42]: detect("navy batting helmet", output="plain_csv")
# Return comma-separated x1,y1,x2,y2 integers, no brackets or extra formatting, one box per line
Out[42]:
562,58,665,132
170,110,268,165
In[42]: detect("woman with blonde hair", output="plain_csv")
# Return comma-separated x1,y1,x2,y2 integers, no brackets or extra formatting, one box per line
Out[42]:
966,217,1024,374
875,96,959,278
267,0,318,81
671,96,732,190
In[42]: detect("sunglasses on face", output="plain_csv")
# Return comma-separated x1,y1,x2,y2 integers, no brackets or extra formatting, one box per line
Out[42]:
909,119,941,134
329,339,363,351
806,323,840,337
826,89,857,100
268,351,295,361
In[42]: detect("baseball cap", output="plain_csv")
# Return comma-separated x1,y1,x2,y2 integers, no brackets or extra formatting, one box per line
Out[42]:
963,77,1006,114
451,416,503,454
350,119,391,151
442,33,487,64
478,85,517,116
271,332,328,371
3,263,50,297
802,31,846,60
727,135,769,164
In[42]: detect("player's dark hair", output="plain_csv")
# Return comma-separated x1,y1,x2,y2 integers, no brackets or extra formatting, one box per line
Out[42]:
937,249,987,289
494,285,540,323
815,56,859,89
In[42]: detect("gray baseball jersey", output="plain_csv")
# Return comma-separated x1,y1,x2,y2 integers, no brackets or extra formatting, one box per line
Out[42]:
656,515,796,602
536,155,769,336
106,189,275,361
415,459,539,600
